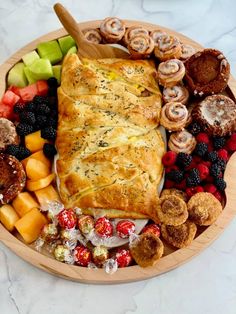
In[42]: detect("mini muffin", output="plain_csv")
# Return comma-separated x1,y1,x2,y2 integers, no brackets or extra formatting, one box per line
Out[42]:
161,188,188,202
154,34,182,61
163,84,189,105
157,59,185,88
0,118,19,151
187,192,223,226
160,102,189,131
128,33,154,59
100,17,125,43
180,43,196,61
192,94,236,136
157,195,188,226
168,130,197,154
83,28,102,44
123,26,149,47
130,233,164,267
161,221,197,248
185,49,230,96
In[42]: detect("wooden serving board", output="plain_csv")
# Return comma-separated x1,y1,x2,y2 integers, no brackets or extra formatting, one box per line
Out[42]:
1,20,236,284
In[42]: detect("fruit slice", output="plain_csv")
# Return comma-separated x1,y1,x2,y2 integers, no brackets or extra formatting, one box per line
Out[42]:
58,35,76,55
25,130,49,153
28,59,53,80
21,150,51,169
22,50,40,66
1,90,20,107
0,103,13,119
36,80,49,96
26,173,55,191
25,158,50,180
18,83,38,102
14,207,47,243
12,192,39,217
52,65,62,84
0,204,19,232
34,184,60,206
37,40,63,64
67,46,77,55
7,62,28,88
24,67,37,84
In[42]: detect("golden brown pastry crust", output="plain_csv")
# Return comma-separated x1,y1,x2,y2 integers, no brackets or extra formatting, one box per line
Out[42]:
161,188,188,202
187,192,222,226
157,59,185,88
150,29,166,45
83,28,102,44
168,130,197,154
123,26,149,47
56,54,165,221
180,43,196,61
100,17,125,43
162,85,189,105
154,35,182,61
128,34,155,59
160,102,188,131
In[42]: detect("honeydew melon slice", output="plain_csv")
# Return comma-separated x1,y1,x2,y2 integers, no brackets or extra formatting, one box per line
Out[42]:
22,50,40,66
66,46,77,55
24,67,37,84
27,59,53,81
58,35,76,55
7,62,28,87
52,65,62,85
37,40,63,64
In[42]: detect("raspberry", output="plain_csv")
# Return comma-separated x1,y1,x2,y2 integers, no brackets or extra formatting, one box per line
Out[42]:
201,160,211,168
197,163,209,180
193,155,202,164
206,151,218,162
162,151,177,167
165,165,179,173
229,133,236,142
176,152,192,168
95,217,113,238
166,170,184,183
186,168,201,187
196,132,210,144
226,139,236,152
186,186,204,198
210,164,221,178
217,149,228,161
115,249,132,268
212,136,226,150
164,180,174,188
175,179,186,190
74,245,92,267
186,160,198,171
208,142,214,152
141,224,160,237
214,177,227,191
116,220,135,239
57,208,77,229
213,190,223,202
205,175,214,183
204,184,217,194
194,142,208,157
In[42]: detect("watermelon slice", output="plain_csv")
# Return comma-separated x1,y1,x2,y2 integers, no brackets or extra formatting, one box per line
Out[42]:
0,102,13,119
2,90,20,107
36,80,49,96
19,83,38,102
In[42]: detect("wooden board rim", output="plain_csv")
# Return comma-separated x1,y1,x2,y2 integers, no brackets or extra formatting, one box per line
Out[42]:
1,20,236,284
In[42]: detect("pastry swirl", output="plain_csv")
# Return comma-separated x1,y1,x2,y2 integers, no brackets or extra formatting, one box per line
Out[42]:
100,17,125,43
154,34,182,61
150,29,166,45
163,84,189,105
83,28,102,44
128,33,155,59
157,59,185,87
161,188,188,202
123,26,149,46
180,43,196,61
160,102,188,131
168,130,197,154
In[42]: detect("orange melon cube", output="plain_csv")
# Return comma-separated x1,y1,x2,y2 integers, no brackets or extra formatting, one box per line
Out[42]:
0,204,20,232
34,184,60,206
12,192,39,217
25,158,50,180
26,173,55,191
14,207,47,243
21,150,51,169
25,130,49,153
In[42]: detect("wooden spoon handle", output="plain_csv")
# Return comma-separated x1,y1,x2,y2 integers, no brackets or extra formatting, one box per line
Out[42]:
54,3,85,46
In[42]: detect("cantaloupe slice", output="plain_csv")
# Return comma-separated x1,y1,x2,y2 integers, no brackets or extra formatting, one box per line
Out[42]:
34,184,60,206
25,130,49,153
21,150,51,169
14,207,47,243
25,158,50,180
12,192,39,217
26,173,55,191
0,205,20,232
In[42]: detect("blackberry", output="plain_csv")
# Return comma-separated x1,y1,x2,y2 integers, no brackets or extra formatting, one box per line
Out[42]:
36,103,51,115
210,164,221,178
176,152,192,169
13,102,25,114
186,168,201,187
5,144,20,158
43,143,57,158
25,101,37,112
47,77,58,88
33,95,49,106
41,126,56,140
214,177,227,191
16,123,34,136
166,170,184,183
206,151,218,162
212,136,226,150
194,142,208,157
36,115,48,128
188,122,201,135
17,146,31,160
47,117,57,129
19,111,36,125
215,158,226,171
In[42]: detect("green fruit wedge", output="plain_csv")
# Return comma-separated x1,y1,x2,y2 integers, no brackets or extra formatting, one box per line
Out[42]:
37,40,63,64
66,46,77,55
28,59,53,80
22,50,40,66
24,67,37,84
58,35,76,55
7,62,28,87
52,65,62,85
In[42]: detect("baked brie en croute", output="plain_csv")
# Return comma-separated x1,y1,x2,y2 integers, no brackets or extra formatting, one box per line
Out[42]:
55,53,165,222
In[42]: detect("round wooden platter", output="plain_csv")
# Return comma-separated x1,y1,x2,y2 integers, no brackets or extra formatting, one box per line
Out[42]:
1,20,236,284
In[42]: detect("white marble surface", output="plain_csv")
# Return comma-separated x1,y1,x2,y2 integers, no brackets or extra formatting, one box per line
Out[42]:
0,0,236,313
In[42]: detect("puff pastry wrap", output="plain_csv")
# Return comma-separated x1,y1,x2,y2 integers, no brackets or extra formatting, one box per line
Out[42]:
56,54,165,222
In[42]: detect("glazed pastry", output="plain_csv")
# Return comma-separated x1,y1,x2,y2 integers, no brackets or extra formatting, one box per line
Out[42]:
0,118,19,151
128,33,155,59
187,192,222,226
161,221,197,248
162,84,189,105
123,26,149,46
185,49,230,96
160,188,188,202
0,153,26,204
150,29,166,45
157,195,188,226
160,102,188,131
100,17,125,43
180,43,196,61
192,95,236,136
154,34,182,61
130,233,164,267
168,129,197,154
157,59,185,88
83,28,102,44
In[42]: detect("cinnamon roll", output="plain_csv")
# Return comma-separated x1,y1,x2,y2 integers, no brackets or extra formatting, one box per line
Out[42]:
160,102,188,131
83,28,102,44
128,33,155,59
100,17,125,43
123,26,149,47
180,43,196,61
157,59,186,88
154,34,182,61
150,29,166,45
168,130,197,154
163,84,189,105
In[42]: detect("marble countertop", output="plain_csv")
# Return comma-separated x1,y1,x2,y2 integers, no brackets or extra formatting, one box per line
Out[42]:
0,0,236,313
